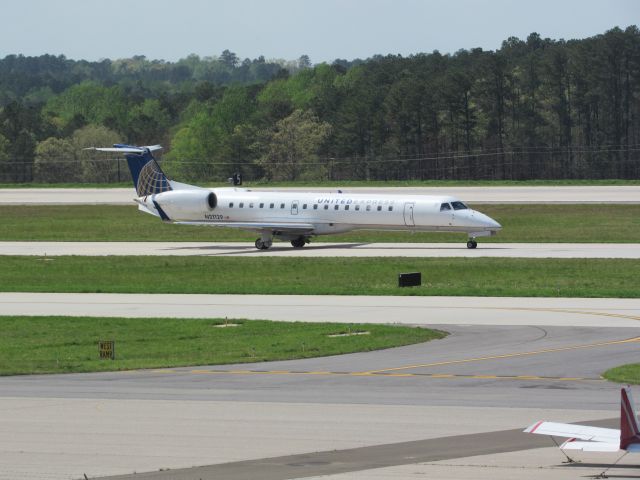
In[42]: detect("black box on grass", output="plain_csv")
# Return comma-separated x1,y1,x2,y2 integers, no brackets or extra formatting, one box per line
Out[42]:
398,272,421,287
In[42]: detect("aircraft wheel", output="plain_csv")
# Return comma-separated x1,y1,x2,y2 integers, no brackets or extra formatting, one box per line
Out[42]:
291,237,306,248
466,240,478,249
255,238,270,250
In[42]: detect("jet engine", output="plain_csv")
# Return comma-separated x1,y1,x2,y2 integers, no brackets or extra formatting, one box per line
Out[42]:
151,189,217,220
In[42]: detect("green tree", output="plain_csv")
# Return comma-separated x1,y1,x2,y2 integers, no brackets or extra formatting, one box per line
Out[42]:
298,55,312,70
127,99,171,145
0,101,50,181
220,50,239,68
166,86,255,181
258,109,331,181
0,133,10,182
72,125,122,182
44,82,129,133
33,137,78,183
0,133,8,162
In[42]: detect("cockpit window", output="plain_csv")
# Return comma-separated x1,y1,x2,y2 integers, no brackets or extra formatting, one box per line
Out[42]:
440,203,451,211
451,201,468,210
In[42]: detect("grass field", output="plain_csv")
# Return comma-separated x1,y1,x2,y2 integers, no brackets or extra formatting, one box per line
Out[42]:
1,256,638,298
3,179,640,188
2,204,639,243
0,316,445,375
602,364,640,384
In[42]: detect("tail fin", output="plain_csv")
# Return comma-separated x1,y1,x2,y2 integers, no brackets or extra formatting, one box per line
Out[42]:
88,144,172,197
620,387,640,450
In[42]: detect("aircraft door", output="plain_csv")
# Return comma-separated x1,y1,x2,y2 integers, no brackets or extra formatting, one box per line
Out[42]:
291,200,299,215
403,202,415,226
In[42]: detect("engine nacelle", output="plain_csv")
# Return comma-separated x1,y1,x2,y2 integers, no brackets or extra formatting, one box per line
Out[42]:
152,189,216,220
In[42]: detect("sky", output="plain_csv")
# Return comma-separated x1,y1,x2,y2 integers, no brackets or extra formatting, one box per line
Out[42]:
1,0,638,63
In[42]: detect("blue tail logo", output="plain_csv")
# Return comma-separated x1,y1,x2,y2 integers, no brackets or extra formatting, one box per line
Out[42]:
90,144,172,197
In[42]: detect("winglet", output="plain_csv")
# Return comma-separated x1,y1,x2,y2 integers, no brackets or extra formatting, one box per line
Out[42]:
620,387,640,450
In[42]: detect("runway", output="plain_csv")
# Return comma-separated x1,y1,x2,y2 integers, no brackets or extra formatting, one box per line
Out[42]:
1,185,640,205
2,241,640,258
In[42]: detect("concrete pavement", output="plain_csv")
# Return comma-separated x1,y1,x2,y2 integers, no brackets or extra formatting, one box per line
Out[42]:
2,241,640,258
2,185,640,205
2,293,640,328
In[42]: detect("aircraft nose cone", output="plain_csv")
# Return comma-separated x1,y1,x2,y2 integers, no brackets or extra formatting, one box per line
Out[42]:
488,217,502,230
473,211,501,230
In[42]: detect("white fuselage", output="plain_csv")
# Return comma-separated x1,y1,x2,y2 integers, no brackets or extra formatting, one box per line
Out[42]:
145,187,502,239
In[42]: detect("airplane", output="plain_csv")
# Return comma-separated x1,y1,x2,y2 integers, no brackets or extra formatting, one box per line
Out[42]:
525,387,640,476
88,144,502,250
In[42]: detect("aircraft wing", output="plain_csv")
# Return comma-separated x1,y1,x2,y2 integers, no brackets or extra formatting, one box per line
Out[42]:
175,221,316,234
524,421,620,450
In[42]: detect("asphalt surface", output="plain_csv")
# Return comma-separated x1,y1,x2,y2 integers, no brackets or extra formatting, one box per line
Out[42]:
3,241,640,258
91,423,611,480
2,185,640,205
2,299,640,479
2,324,638,406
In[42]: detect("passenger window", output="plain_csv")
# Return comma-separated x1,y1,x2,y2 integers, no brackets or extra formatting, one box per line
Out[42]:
451,201,468,210
334,205,339,210
324,205,329,210
366,205,371,211
249,203,254,208
302,204,307,209
377,205,382,211
239,202,244,208
270,203,274,209
388,206,393,211
259,203,264,208
313,204,318,210
440,203,451,211
229,202,234,208
345,205,349,211
355,205,360,211
280,203,285,209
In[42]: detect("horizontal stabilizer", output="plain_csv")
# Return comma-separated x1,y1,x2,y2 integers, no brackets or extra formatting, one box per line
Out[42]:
524,421,619,443
85,145,163,154
560,439,620,452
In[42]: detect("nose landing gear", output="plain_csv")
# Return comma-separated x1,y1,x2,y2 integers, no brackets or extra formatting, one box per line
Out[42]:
466,239,478,249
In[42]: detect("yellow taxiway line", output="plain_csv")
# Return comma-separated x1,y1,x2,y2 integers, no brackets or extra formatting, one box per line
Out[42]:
146,334,640,382
149,368,603,382
364,336,640,374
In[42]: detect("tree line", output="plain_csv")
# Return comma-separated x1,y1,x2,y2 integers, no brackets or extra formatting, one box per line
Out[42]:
0,26,638,184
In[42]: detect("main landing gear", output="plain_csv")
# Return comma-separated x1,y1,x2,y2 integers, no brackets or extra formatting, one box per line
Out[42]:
254,235,309,250
291,236,307,248
255,238,272,250
466,239,478,249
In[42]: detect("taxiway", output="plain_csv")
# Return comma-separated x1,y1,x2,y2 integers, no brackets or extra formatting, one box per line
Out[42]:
2,241,640,258
1,185,640,205
1,319,638,479
3,293,640,328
